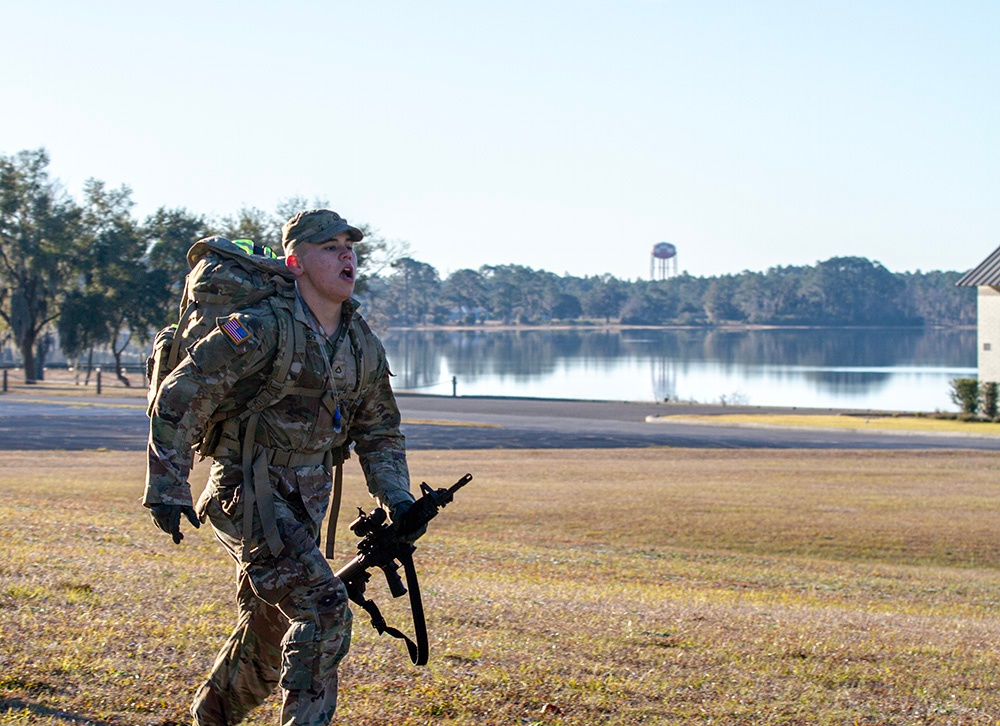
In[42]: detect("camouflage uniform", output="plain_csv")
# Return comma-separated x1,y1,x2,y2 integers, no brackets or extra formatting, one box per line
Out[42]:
144,291,412,725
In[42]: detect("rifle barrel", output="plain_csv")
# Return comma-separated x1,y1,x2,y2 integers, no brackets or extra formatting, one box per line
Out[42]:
449,473,473,495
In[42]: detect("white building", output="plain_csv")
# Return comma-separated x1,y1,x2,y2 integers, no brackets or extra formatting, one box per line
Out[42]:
957,246,1000,383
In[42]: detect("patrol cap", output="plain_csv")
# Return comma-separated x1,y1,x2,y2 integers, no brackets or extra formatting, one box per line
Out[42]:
281,209,363,255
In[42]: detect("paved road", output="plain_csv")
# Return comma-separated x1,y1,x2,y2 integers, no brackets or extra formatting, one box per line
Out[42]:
396,396,1000,450
3,393,1000,451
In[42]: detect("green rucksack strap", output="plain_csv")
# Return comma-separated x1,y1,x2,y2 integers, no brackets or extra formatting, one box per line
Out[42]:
240,411,283,562
236,295,302,421
348,312,381,394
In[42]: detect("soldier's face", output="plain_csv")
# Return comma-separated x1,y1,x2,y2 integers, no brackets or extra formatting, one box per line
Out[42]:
289,232,358,303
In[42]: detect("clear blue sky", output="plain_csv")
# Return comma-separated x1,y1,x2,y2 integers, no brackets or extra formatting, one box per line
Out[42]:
3,0,997,280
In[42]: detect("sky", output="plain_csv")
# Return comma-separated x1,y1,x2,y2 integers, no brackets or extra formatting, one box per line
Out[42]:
2,0,997,281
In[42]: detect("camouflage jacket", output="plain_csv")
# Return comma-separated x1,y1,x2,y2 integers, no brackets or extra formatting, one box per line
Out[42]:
144,295,411,523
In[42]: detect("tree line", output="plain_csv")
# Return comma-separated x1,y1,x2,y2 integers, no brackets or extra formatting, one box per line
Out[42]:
0,149,400,383
368,257,975,330
0,148,979,384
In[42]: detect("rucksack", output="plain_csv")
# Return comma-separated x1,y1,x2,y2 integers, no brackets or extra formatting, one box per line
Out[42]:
145,235,379,452
146,235,387,561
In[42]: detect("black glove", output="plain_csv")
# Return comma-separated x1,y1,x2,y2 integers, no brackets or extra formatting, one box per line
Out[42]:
391,499,427,544
149,504,200,544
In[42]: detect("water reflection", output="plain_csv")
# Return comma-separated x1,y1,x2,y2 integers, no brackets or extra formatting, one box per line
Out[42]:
382,328,976,411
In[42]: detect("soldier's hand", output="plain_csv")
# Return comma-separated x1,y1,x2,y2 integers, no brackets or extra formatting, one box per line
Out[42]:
149,504,200,544
391,500,427,545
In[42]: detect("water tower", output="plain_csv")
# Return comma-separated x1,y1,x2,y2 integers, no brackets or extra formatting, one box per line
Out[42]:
650,241,677,280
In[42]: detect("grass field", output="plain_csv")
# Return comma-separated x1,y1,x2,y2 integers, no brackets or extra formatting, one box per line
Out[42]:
650,414,1000,437
2,448,1000,725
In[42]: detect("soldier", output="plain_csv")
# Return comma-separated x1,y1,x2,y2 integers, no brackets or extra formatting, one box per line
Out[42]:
144,210,416,725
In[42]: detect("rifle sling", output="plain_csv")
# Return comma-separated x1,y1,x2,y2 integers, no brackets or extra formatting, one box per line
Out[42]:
325,457,342,560
349,547,429,666
401,547,429,666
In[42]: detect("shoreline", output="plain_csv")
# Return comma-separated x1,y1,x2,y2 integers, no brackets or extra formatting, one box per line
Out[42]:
387,321,975,333
0,369,967,418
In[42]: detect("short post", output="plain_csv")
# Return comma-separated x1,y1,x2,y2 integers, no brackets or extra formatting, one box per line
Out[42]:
2,369,7,393
96,367,102,396
452,375,457,398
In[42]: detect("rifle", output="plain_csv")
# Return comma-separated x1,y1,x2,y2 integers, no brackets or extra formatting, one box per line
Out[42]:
335,473,473,665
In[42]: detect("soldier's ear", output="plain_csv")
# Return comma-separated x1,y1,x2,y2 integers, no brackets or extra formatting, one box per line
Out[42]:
286,253,303,276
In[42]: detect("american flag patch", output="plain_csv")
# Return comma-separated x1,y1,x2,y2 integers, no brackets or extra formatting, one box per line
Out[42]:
220,317,250,346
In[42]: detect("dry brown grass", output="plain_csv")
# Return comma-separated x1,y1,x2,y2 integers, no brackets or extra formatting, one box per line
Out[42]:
2,448,1000,724
653,414,1000,437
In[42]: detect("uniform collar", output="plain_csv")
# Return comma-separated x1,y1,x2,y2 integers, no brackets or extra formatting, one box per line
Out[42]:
293,286,359,338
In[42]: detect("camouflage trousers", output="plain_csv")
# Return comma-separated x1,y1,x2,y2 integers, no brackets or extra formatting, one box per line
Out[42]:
192,472,352,725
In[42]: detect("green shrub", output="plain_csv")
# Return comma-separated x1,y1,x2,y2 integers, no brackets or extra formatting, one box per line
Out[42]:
949,378,981,415
982,381,999,419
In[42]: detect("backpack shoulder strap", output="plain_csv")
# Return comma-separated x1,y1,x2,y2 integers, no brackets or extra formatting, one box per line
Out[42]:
237,294,304,420
348,310,383,395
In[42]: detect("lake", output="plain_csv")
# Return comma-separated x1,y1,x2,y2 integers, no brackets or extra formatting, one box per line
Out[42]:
381,327,977,413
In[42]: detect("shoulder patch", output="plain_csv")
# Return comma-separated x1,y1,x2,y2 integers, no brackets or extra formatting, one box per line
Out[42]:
220,316,251,346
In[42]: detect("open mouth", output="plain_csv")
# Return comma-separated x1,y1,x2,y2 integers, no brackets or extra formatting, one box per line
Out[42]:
341,265,355,282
